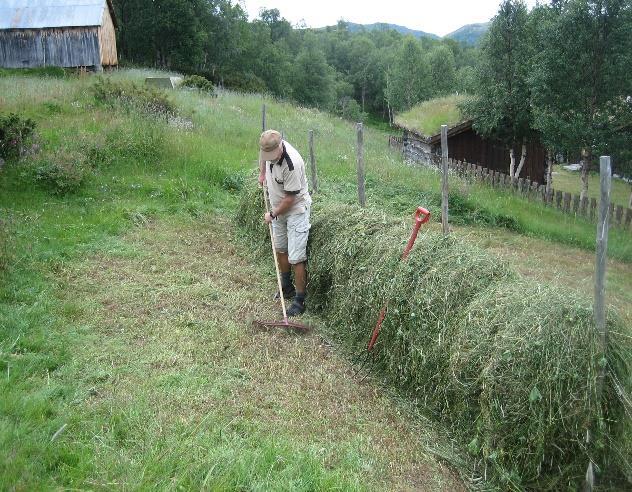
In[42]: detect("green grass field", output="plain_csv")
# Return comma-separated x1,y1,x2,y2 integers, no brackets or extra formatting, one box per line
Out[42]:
551,164,631,208
1,69,630,490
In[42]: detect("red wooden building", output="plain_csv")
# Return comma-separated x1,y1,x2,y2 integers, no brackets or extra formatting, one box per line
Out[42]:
399,120,547,184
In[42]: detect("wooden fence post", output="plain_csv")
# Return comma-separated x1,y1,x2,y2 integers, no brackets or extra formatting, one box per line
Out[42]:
585,156,612,492
308,130,318,193
580,196,588,216
356,123,366,207
441,125,449,235
625,208,632,229
572,194,580,214
590,198,597,220
614,205,623,226
563,192,571,212
556,190,563,209
262,104,266,132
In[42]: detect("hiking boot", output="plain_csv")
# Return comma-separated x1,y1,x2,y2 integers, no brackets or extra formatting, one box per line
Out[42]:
287,298,305,316
273,284,296,300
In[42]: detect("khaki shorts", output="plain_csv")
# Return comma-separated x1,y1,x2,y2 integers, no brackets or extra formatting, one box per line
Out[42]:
272,204,311,264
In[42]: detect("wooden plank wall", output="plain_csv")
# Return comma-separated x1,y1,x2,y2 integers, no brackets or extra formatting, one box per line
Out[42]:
0,28,100,68
388,136,632,232
98,7,118,66
447,129,546,183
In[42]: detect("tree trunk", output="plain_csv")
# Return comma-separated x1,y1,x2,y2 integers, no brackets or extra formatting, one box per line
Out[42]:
580,148,589,201
514,137,527,178
546,149,553,195
361,85,366,113
509,148,516,180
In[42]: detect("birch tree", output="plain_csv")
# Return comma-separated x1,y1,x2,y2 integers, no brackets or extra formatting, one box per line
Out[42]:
531,0,632,201
462,0,535,180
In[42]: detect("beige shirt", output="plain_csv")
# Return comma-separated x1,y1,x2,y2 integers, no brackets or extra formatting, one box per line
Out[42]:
264,141,311,215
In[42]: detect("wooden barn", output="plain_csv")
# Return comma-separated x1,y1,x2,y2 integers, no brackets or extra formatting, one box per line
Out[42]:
0,0,118,71
399,120,547,184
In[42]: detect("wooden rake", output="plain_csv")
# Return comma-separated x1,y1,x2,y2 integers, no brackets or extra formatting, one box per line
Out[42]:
253,184,310,333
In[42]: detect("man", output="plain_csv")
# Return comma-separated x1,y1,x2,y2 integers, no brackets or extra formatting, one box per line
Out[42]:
258,129,311,316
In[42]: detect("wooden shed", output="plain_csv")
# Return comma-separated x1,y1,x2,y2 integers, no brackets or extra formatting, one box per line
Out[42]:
399,120,547,184
0,0,118,70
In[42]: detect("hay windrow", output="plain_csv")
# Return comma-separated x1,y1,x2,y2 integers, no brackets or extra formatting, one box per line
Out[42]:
236,182,631,489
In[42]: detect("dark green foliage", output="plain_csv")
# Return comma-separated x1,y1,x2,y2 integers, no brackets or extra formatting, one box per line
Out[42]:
530,0,632,174
461,1,534,154
92,78,177,118
0,113,36,162
236,182,631,489
182,74,216,95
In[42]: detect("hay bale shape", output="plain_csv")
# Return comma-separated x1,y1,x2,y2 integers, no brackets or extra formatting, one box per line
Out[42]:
236,182,631,489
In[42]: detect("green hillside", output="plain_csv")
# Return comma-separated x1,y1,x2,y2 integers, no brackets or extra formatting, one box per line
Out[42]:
1,69,630,490
445,22,490,45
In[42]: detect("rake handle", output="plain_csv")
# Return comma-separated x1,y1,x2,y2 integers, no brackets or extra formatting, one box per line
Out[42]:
262,184,288,321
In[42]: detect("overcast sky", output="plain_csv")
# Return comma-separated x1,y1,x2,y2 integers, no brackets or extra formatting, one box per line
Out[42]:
241,0,541,37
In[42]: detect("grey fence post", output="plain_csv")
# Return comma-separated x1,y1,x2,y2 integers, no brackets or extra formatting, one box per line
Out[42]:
585,156,612,492
441,125,449,235
356,123,366,207
308,130,318,193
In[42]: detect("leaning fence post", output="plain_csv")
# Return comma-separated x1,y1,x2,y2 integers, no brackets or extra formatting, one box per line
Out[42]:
585,156,612,492
441,125,449,235
356,123,366,208
308,130,318,193
262,104,266,132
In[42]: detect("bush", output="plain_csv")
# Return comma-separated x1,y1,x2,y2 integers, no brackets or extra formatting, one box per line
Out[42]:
236,181,631,489
0,67,67,78
30,148,87,195
92,78,177,118
182,74,216,96
0,113,37,162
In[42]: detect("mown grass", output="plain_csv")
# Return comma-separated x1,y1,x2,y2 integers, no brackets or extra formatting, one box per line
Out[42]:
1,69,631,489
0,71,467,490
394,95,470,136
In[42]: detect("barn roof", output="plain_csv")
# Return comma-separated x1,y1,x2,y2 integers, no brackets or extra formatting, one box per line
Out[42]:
0,0,117,30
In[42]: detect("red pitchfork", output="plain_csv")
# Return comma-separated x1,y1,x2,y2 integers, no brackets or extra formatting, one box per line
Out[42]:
366,206,431,351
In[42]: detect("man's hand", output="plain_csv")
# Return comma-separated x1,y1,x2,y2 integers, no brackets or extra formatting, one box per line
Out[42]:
264,212,274,224
258,173,266,185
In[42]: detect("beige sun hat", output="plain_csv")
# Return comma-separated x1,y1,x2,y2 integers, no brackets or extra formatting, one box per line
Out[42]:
259,130,282,161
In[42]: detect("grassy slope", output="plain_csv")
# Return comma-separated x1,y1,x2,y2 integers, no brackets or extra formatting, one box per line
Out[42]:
394,95,469,136
0,72,467,489
1,69,630,489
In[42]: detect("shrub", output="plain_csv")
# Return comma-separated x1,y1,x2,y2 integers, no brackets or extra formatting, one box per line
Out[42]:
31,148,87,195
92,78,177,118
182,74,216,96
0,113,36,162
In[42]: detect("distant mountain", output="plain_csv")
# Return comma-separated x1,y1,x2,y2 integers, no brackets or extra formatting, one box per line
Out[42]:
445,22,490,46
343,22,440,40
323,21,489,46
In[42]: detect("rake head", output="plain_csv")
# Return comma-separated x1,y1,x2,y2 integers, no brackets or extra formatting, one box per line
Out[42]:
253,316,310,333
